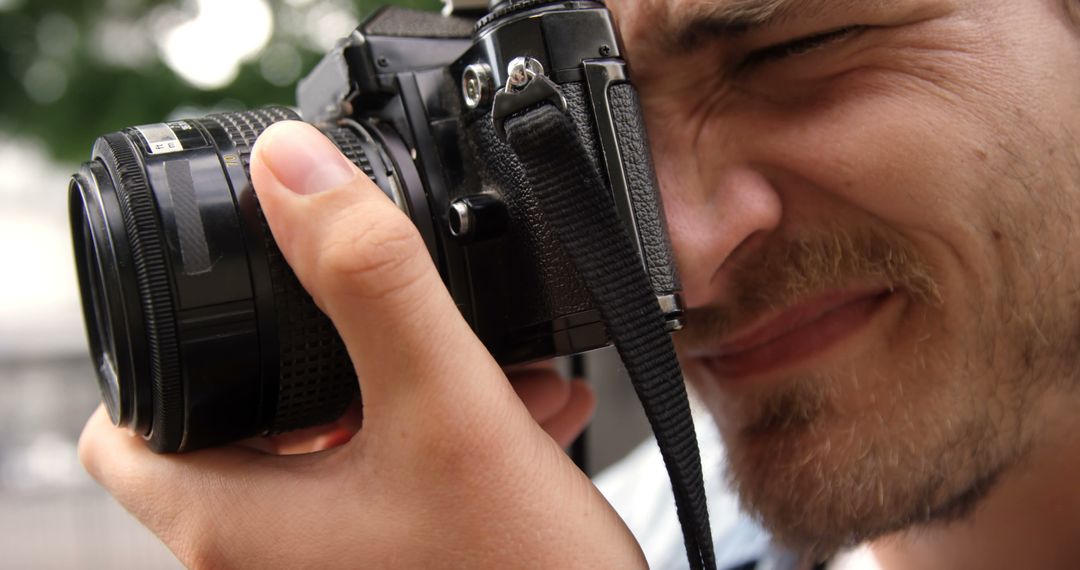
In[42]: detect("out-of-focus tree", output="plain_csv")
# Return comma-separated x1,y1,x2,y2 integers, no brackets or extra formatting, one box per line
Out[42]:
0,0,439,163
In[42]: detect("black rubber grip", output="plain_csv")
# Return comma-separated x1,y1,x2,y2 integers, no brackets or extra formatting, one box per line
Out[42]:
203,108,370,434
608,83,680,295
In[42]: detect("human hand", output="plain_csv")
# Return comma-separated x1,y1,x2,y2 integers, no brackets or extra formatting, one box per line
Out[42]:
78,120,644,569
504,361,596,450
245,363,595,456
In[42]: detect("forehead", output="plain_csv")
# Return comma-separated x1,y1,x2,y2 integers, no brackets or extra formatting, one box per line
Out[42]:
611,0,876,24
613,0,783,23
611,0,784,37
609,0,780,61
610,0,886,51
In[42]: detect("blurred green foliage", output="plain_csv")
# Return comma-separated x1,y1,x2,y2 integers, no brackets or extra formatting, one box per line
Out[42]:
0,0,440,163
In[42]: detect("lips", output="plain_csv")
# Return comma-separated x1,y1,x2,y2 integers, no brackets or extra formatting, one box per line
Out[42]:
698,288,897,381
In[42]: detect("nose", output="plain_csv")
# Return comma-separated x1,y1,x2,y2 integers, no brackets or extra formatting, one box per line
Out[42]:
664,167,782,307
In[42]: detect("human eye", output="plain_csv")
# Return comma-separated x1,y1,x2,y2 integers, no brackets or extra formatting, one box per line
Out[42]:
738,25,868,70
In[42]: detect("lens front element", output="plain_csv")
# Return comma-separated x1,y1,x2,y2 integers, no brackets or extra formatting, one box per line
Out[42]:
70,175,125,425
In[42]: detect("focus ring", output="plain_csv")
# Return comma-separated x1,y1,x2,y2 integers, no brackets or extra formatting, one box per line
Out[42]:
204,109,361,434
101,133,185,452
323,125,377,179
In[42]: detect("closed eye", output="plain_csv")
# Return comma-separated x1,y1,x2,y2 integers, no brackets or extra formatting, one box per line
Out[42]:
739,26,867,70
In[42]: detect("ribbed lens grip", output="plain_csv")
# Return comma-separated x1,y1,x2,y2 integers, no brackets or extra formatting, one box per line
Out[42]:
202,108,372,434
99,133,184,450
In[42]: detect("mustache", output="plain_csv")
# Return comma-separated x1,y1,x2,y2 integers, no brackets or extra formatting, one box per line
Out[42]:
679,225,943,343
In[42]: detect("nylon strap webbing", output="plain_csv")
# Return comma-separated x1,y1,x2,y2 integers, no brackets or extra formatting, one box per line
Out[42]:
504,104,716,570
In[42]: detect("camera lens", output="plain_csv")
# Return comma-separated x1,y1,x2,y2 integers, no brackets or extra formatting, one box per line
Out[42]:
70,178,125,424
69,108,415,452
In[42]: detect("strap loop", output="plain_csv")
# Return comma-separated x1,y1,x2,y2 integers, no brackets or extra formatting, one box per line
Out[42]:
492,57,568,141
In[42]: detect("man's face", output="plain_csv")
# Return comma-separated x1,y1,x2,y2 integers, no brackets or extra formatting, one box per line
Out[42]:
611,0,1080,556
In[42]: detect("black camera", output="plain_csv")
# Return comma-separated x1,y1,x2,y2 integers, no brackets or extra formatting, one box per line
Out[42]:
69,0,681,452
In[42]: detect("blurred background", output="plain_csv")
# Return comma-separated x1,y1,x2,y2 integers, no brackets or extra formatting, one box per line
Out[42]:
0,0,652,567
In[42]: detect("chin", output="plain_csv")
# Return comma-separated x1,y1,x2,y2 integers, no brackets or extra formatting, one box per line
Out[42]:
700,360,1030,559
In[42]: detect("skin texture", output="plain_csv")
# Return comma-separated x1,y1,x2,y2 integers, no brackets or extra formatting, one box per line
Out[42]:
615,0,1080,566
79,0,1080,568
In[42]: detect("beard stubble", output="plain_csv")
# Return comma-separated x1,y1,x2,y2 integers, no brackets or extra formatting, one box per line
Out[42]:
678,223,1064,559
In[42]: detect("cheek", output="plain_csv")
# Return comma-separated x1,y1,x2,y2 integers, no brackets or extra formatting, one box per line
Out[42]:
732,73,1011,286
736,87,983,228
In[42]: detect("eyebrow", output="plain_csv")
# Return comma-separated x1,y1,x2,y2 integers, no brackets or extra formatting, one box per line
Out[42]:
658,0,868,54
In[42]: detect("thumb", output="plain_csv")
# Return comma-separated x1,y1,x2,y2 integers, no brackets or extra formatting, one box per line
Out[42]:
249,121,506,422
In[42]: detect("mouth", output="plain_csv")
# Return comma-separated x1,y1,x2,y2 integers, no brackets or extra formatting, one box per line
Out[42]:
695,287,899,382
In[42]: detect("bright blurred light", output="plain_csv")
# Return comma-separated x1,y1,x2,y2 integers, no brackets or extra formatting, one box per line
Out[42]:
0,135,84,357
159,0,274,90
303,1,357,52
0,216,82,355
0,0,25,12
22,59,68,105
93,17,156,69
37,13,79,59
260,42,303,87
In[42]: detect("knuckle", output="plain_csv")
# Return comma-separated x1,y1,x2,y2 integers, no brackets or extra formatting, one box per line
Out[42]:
314,202,428,300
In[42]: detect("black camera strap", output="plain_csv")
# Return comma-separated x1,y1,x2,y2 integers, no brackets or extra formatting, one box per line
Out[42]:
501,98,716,570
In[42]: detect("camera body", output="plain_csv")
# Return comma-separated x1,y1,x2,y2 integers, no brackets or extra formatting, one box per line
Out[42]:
300,1,682,363
69,0,681,452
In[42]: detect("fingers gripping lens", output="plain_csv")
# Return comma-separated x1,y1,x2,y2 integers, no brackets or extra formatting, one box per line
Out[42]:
69,108,402,452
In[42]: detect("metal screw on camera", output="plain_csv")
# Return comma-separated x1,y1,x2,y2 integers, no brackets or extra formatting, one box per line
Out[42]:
446,195,507,242
462,63,492,109
448,199,473,237
506,56,544,92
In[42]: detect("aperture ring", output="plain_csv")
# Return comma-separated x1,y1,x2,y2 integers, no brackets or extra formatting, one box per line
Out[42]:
204,109,360,434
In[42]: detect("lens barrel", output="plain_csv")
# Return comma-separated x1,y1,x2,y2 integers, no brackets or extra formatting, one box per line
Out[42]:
70,108,402,452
